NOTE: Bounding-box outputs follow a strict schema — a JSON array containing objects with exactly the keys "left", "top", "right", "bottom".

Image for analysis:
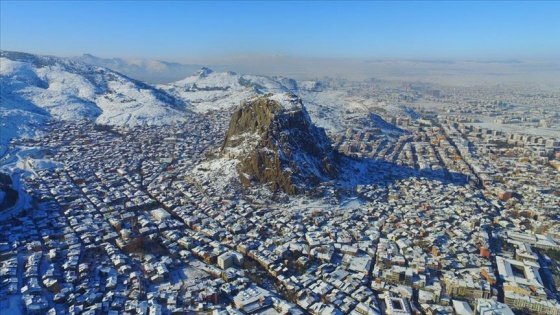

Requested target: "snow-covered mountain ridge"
[
  {"left": 1, "top": 51, "right": 191, "bottom": 143},
  {"left": 1, "top": 51, "right": 405, "bottom": 147},
  {"left": 69, "top": 53, "right": 204, "bottom": 84},
  {"left": 159, "top": 68, "right": 405, "bottom": 136},
  {"left": 158, "top": 67, "right": 309, "bottom": 113}
]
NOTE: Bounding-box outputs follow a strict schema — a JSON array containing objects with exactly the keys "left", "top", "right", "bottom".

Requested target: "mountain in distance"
[
  {"left": 160, "top": 67, "right": 406, "bottom": 136},
  {"left": 1, "top": 50, "right": 408, "bottom": 150},
  {"left": 158, "top": 67, "right": 308, "bottom": 113},
  {"left": 220, "top": 93, "right": 340, "bottom": 195},
  {"left": 0, "top": 51, "right": 191, "bottom": 143},
  {"left": 158, "top": 67, "right": 342, "bottom": 131},
  {"left": 70, "top": 53, "right": 205, "bottom": 84}
]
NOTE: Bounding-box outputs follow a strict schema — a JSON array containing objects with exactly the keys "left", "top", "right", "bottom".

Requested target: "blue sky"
[{"left": 1, "top": 1, "right": 559, "bottom": 60}]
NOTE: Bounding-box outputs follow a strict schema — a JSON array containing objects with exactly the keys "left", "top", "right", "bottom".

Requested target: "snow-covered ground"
[
  {"left": 69, "top": 53, "right": 204, "bottom": 84},
  {"left": 1, "top": 51, "right": 192, "bottom": 143},
  {"left": 192, "top": 158, "right": 240, "bottom": 195},
  {"left": 160, "top": 68, "right": 408, "bottom": 136},
  {"left": 0, "top": 145, "right": 60, "bottom": 219},
  {"left": 158, "top": 68, "right": 296, "bottom": 113}
]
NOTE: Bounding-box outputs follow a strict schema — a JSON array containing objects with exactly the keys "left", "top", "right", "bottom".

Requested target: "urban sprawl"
[{"left": 1, "top": 81, "right": 559, "bottom": 315}]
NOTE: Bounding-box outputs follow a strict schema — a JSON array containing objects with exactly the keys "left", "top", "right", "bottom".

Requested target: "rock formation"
[{"left": 222, "top": 93, "right": 339, "bottom": 194}]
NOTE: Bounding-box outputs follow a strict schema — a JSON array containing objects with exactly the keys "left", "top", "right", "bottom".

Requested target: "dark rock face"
[
  {"left": 0, "top": 173, "right": 18, "bottom": 211},
  {"left": 222, "top": 94, "right": 339, "bottom": 195}
]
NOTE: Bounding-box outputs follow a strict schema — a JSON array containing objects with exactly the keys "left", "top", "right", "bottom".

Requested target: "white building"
[
  {"left": 150, "top": 208, "right": 171, "bottom": 222},
  {"left": 217, "top": 252, "right": 234, "bottom": 269},
  {"left": 384, "top": 295, "right": 411, "bottom": 315}
]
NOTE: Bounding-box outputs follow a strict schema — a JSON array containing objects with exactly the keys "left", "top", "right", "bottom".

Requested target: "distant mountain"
[
  {"left": 160, "top": 68, "right": 400, "bottom": 135},
  {"left": 158, "top": 67, "right": 322, "bottom": 113},
  {"left": 221, "top": 93, "right": 340, "bottom": 195},
  {"left": 0, "top": 51, "right": 191, "bottom": 142},
  {"left": 70, "top": 54, "right": 204, "bottom": 84}
]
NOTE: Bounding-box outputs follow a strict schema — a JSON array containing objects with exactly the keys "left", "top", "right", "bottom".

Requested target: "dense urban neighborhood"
[{"left": 1, "top": 55, "right": 560, "bottom": 315}]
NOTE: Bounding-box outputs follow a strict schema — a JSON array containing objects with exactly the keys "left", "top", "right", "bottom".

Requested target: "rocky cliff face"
[{"left": 222, "top": 93, "right": 339, "bottom": 195}]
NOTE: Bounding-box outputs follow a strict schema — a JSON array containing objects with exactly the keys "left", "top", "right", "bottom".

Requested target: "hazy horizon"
[
  {"left": 8, "top": 50, "right": 557, "bottom": 86},
  {"left": 2, "top": 1, "right": 560, "bottom": 85}
]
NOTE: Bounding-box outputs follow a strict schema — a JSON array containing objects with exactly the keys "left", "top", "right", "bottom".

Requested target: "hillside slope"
[
  {"left": 70, "top": 53, "right": 203, "bottom": 84},
  {"left": 159, "top": 68, "right": 301, "bottom": 113},
  {"left": 0, "top": 51, "right": 190, "bottom": 142}
]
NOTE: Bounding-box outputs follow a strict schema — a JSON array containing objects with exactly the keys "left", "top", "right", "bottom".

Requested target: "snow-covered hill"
[
  {"left": 161, "top": 68, "right": 404, "bottom": 135},
  {"left": 70, "top": 53, "right": 203, "bottom": 84},
  {"left": 1, "top": 51, "right": 191, "bottom": 142},
  {"left": 159, "top": 67, "right": 303, "bottom": 113},
  {"left": 158, "top": 67, "right": 354, "bottom": 133}
]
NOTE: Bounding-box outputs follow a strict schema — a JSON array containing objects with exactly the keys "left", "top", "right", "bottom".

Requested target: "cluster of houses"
[{"left": 1, "top": 83, "right": 559, "bottom": 315}]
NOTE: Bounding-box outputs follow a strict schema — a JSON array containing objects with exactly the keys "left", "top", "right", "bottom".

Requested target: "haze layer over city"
[{"left": 1, "top": 2, "right": 559, "bottom": 315}]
